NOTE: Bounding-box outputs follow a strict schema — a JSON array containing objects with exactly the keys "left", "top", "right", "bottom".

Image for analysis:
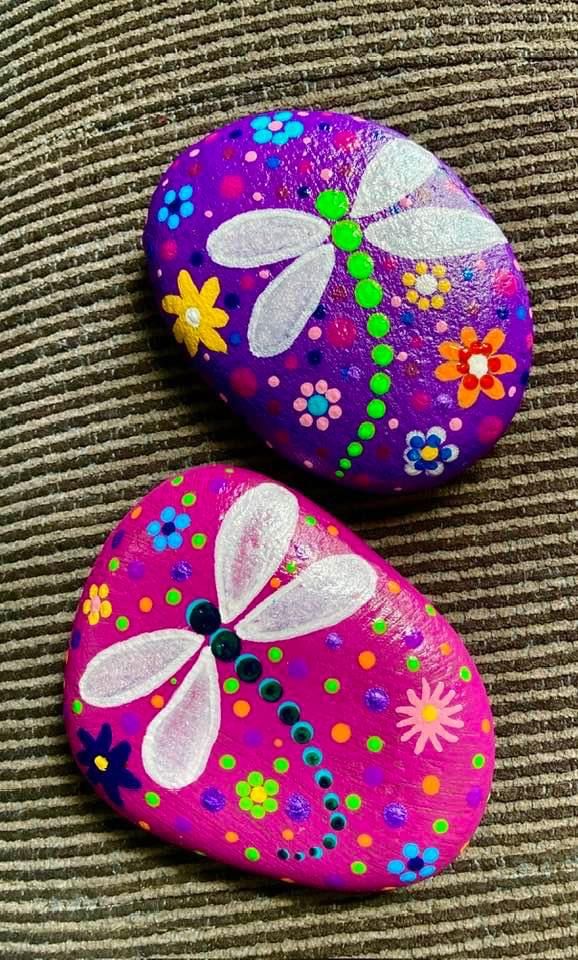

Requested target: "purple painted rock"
[
  {"left": 65, "top": 464, "right": 495, "bottom": 891},
  {"left": 143, "top": 109, "right": 532, "bottom": 493}
]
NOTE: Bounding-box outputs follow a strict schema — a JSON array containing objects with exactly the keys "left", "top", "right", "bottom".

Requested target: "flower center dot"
[
  {"left": 468, "top": 354, "right": 489, "bottom": 378},
  {"left": 94, "top": 755, "right": 109, "bottom": 771},
  {"left": 307, "top": 394, "right": 329, "bottom": 416},
  {"left": 185, "top": 307, "right": 201, "bottom": 328},
  {"left": 415, "top": 274, "right": 437, "bottom": 296},
  {"left": 250, "top": 785, "right": 267, "bottom": 803},
  {"left": 420, "top": 445, "right": 438, "bottom": 462},
  {"left": 422, "top": 704, "right": 438, "bottom": 722}
]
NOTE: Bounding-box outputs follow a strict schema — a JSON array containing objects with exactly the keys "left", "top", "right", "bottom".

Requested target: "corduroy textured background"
[{"left": 1, "top": 1, "right": 577, "bottom": 958}]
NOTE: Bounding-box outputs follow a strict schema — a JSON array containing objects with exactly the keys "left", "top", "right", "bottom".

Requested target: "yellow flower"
[
  {"left": 162, "top": 270, "right": 229, "bottom": 357},
  {"left": 402, "top": 262, "right": 451, "bottom": 311},
  {"left": 82, "top": 583, "right": 112, "bottom": 626}
]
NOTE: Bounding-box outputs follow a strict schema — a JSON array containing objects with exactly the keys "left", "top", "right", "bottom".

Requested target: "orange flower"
[{"left": 435, "top": 326, "right": 517, "bottom": 409}]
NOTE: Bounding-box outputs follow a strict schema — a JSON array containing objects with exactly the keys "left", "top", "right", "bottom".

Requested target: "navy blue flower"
[{"left": 76, "top": 724, "right": 141, "bottom": 807}]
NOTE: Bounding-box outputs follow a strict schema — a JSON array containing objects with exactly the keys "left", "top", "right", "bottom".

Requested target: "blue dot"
[
  {"left": 171, "top": 561, "right": 193, "bottom": 582},
  {"left": 157, "top": 207, "right": 168, "bottom": 223},
  {"left": 272, "top": 130, "right": 289, "bottom": 146},
  {"left": 71, "top": 629, "right": 81, "bottom": 650},
  {"left": 161, "top": 507, "right": 176, "bottom": 522},
  {"left": 179, "top": 201, "right": 194, "bottom": 218},
  {"left": 384, "top": 802, "right": 408, "bottom": 828},
  {"left": 201, "top": 787, "right": 226, "bottom": 813},
  {"left": 179, "top": 184, "right": 193, "bottom": 201},
  {"left": 497, "top": 307, "right": 509, "bottom": 320},
  {"left": 167, "top": 532, "right": 183, "bottom": 549},
  {"left": 409, "top": 436, "right": 425, "bottom": 449},
  {"left": 146, "top": 520, "right": 161, "bottom": 536},
  {"left": 253, "top": 128, "right": 273, "bottom": 144},
  {"left": 190, "top": 251, "right": 204, "bottom": 266},
  {"left": 229, "top": 332, "right": 242, "bottom": 346},
  {"left": 251, "top": 115, "right": 271, "bottom": 130},
  {"left": 228, "top": 128, "right": 242, "bottom": 139},
  {"left": 153, "top": 534, "right": 167, "bottom": 552},
  {"left": 307, "top": 394, "right": 329, "bottom": 417},
  {"left": 224, "top": 292, "right": 240, "bottom": 310},
  {"left": 364, "top": 687, "right": 389, "bottom": 711},
  {"left": 167, "top": 213, "right": 179, "bottom": 230},
  {"left": 516, "top": 305, "right": 527, "bottom": 320},
  {"left": 285, "top": 793, "right": 311, "bottom": 823},
  {"left": 285, "top": 120, "right": 304, "bottom": 138},
  {"left": 326, "top": 632, "right": 342, "bottom": 649},
  {"left": 174, "top": 513, "right": 191, "bottom": 530},
  {"left": 111, "top": 529, "right": 125, "bottom": 548},
  {"left": 463, "top": 267, "right": 474, "bottom": 281},
  {"left": 401, "top": 310, "right": 413, "bottom": 325},
  {"left": 274, "top": 110, "right": 293, "bottom": 122},
  {"left": 313, "top": 303, "right": 326, "bottom": 319},
  {"left": 164, "top": 190, "right": 176, "bottom": 204},
  {"left": 266, "top": 156, "right": 281, "bottom": 169},
  {"left": 307, "top": 349, "right": 322, "bottom": 365}
]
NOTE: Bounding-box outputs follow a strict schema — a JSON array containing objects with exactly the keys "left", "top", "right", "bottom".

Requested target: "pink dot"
[
  {"left": 240, "top": 274, "right": 255, "bottom": 290},
  {"left": 397, "top": 351, "right": 408, "bottom": 362},
  {"left": 162, "top": 178, "right": 169, "bottom": 186},
  {"left": 259, "top": 269, "right": 270, "bottom": 279},
  {"left": 160, "top": 239, "right": 177, "bottom": 260},
  {"left": 244, "top": 151, "right": 257, "bottom": 162},
  {"left": 435, "top": 320, "right": 448, "bottom": 334},
  {"left": 411, "top": 391, "right": 431, "bottom": 412},
  {"left": 320, "top": 168, "right": 333, "bottom": 181},
  {"left": 308, "top": 326, "right": 322, "bottom": 340},
  {"left": 400, "top": 197, "right": 413, "bottom": 208},
  {"left": 300, "top": 381, "right": 314, "bottom": 397},
  {"left": 268, "top": 120, "right": 283, "bottom": 132},
  {"left": 391, "top": 295, "right": 402, "bottom": 308},
  {"left": 253, "top": 192, "right": 264, "bottom": 202},
  {"left": 204, "top": 210, "right": 213, "bottom": 218},
  {"left": 156, "top": 268, "right": 162, "bottom": 278},
  {"left": 478, "top": 415, "right": 505, "bottom": 444},
  {"left": 388, "top": 418, "right": 399, "bottom": 429},
  {"left": 300, "top": 413, "right": 313, "bottom": 427},
  {"left": 327, "top": 316, "right": 356, "bottom": 348},
  {"left": 316, "top": 417, "right": 329, "bottom": 431},
  {"left": 298, "top": 159, "right": 313, "bottom": 174},
  {"left": 189, "top": 149, "right": 200, "bottom": 157},
  {"left": 284, "top": 354, "right": 298, "bottom": 371},
  {"left": 230, "top": 367, "right": 258, "bottom": 398},
  {"left": 449, "top": 417, "right": 463, "bottom": 431},
  {"left": 304, "top": 459, "right": 314, "bottom": 468},
  {"left": 219, "top": 174, "right": 245, "bottom": 199},
  {"left": 508, "top": 386, "right": 517, "bottom": 397},
  {"left": 268, "top": 376, "right": 280, "bottom": 388},
  {"left": 203, "top": 352, "right": 210, "bottom": 361}
]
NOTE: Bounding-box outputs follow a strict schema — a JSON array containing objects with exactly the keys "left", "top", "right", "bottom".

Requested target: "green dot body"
[
  {"left": 367, "top": 312, "right": 390, "bottom": 337},
  {"left": 331, "top": 220, "right": 363, "bottom": 251},
  {"left": 315, "top": 189, "right": 349, "bottom": 220},
  {"left": 347, "top": 252, "right": 373, "bottom": 279},
  {"left": 371, "top": 344, "right": 394, "bottom": 367},
  {"left": 367, "top": 398, "right": 386, "bottom": 419},
  {"left": 355, "top": 279, "right": 383, "bottom": 308},
  {"left": 369, "top": 372, "right": 391, "bottom": 396}
]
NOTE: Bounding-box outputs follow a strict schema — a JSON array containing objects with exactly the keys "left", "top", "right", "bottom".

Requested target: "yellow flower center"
[
  {"left": 94, "top": 755, "right": 109, "bottom": 771},
  {"left": 415, "top": 273, "right": 438, "bottom": 296},
  {"left": 468, "top": 354, "right": 489, "bottom": 378},
  {"left": 421, "top": 704, "right": 438, "bottom": 723},
  {"left": 420, "top": 445, "right": 438, "bottom": 462},
  {"left": 185, "top": 306, "right": 202, "bottom": 329},
  {"left": 250, "top": 785, "right": 267, "bottom": 804}
]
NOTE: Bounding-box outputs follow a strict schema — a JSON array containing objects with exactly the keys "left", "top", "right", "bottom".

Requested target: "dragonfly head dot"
[{"left": 186, "top": 599, "right": 221, "bottom": 636}]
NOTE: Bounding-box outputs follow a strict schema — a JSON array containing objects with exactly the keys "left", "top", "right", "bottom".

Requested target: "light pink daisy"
[
  {"left": 293, "top": 380, "right": 342, "bottom": 430},
  {"left": 395, "top": 677, "right": 464, "bottom": 755}
]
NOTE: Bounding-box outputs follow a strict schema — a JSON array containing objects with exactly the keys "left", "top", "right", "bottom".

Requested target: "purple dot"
[
  {"left": 326, "top": 632, "right": 342, "bottom": 649},
  {"left": 384, "top": 802, "right": 408, "bottom": 828},
  {"left": 128, "top": 560, "right": 145, "bottom": 580},
  {"left": 466, "top": 786, "right": 483, "bottom": 808},
  {"left": 404, "top": 630, "right": 424, "bottom": 650},
  {"left": 288, "top": 658, "right": 308, "bottom": 680},
  {"left": 285, "top": 793, "right": 311, "bottom": 823},
  {"left": 111, "top": 529, "right": 125, "bottom": 549},
  {"left": 120, "top": 713, "right": 140, "bottom": 735},
  {"left": 209, "top": 477, "right": 227, "bottom": 494},
  {"left": 175, "top": 815, "right": 192, "bottom": 833},
  {"left": 70, "top": 629, "right": 81, "bottom": 650},
  {"left": 325, "top": 873, "right": 345, "bottom": 888},
  {"left": 244, "top": 729, "right": 263, "bottom": 748},
  {"left": 172, "top": 560, "right": 193, "bottom": 582},
  {"left": 364, "top": 686, "right": 389, "bottom": 711},
  {"left": 201, "top": 787, "right": 226, "bottom": 813},
  {"left": 363, "top": 766, "right": 384, "bottom": 787}
]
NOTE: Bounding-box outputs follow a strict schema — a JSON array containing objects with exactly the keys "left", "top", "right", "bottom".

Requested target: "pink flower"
[
  {"left": 293, "top": 380, "right": 342, "bottom": 431},
  {"left": 395, "top": 677, "right": 464, "bottom": 755}
]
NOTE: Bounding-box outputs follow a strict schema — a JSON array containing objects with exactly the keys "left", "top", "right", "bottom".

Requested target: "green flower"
[{"left": 235, "top": 771, "right": 279, "bottom": 819}]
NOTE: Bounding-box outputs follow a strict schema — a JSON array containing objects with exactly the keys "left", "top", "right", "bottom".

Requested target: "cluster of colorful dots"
[{"left": 312, "top": 190, "right": 394, "bottom": 480}]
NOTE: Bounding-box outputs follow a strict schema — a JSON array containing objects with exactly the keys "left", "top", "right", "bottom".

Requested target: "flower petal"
[
  {"left": 492, "top": 353, "right": 517, "bottom": 374},
  {"left": 200, "top": 276, "right": 220, "bottom": 305},
  {"left": 142, "top": 647, "right": 220, "bottom": 789},
  {"left": 458, "top": 380, "right": 480, "bottom": 409},
  {"left": 438, "top": 340, "right": 461, "bottom": 361},
  {"left": 79, "top": 629, "right": 203, "bottom": 707},
  {"left": 235, "top": 554, "right": 377, "bottom": 642},
  {"left": 460, "top": 326, "right": 478, "bottom": 348},
  {"left": 207, "top": 209, "right": 330, "bottom": 267},
  {"left": 483, "top": 327, "right": 506, "bottom": 353},
  {"left": 365, "top": 208, "right": 507, "bottom": 258},
  {"left": 215, "top": 483, "right": 299, "bottom": 624},
  {"left": 351, "top": 138, "right": 438, "bottom": 218},
  {"left": 177, "top": 269, "right": 198, "bottom": 301},
  {"left": 248, "top": 245, "right": 335, "bottom": 358},
  {"left": 199, "top": 326, "right": 228, "bottom": 354},
  {"left": 435, "top": 361, "right": 461, "bottom": 382},
  {"left": 481, "top": 375, "right": 506, "bottom": 401}
]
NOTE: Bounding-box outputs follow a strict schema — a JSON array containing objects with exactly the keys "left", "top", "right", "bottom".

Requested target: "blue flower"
[
  {"left": 146, "top": 506, "right": 191, "bottom": 551},
  {"left": 250, "top": 110, "right": 304, "bottom": 146},
  {"left": 404, "top": 426, "right": 459, "bottom": 477},
  {"left": 157, "top": 184, "right": 195, "bottom": 229},
  {"left": 387, "top": 843, "right": 440, "bottom": 883},
  {"left": 76, "top": 724, "right": 141, "bottom": 807}
]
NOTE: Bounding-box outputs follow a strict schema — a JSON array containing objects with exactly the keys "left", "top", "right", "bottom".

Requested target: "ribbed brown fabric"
[{"left": 1, "top": 1, "right": 577, "bottom": 957}]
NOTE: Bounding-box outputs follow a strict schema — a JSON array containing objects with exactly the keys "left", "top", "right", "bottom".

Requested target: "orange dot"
[
  {"left": 139, "top": 596, "right": 153, "bottom": 613},
  {"left": 131, "top": 505, "right": 142, "bottom": 519},
  {"left": 357, "top": 833, "right": 373, "bottom": 848},
  {"left": 331, "top": 722, "right": 351, "bottom": 743},
  {"left": 439, "top": 642, "right": 452, "bottom": 656},
  {"left": 233, "top": 699, "right": 251, "bottom": 718},
  {"left": 327, "top": 525, "right": 339, "bottom": 537},
  {"left": 282, "top": 828, "right": 294, "bottom": 841},
  {"left": 358, "top": 650, "right": 376, "bottom": 670},
  {"left": 150, "top": 694, "right": 164, "bottom": 709},
  {"left": 387, "top": 580, "right": 401, "bottom": 594},
  {"left": 138, "top": 820, "right": 150, "bottom": 831},
  {"left": 270, "top": 576, "right": 282, "bottom": 589},
  {"left": 422, "top": 775, "right": 441, "bottom": 796},
  {"left": 481, "top": 718, "right": 491, "bottom": 733},
  {"left": 225, "top": 831, "right": 239, "bottom": 843},
  {"left": 273, "top": 738, "right": 283, "bottom": 747}
]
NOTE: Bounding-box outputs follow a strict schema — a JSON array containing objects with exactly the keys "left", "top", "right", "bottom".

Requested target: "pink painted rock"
[
  {"left": 143, "top": 108, "right": 533, "bottom": 493},
  {"left": 64, "top": 465, "right": 495, "bottom": 891}
]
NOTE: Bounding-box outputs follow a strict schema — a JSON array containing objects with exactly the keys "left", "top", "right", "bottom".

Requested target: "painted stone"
[
  {"left": 143, "top": 109, "right": 532, "bottom": 493},
  {"left": 64, "top": 464, "right": 495, "bottom": 891}
]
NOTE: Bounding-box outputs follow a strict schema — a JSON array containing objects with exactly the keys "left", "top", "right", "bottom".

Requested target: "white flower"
[{"left": 403, "top": 426, "right": 459, "bottom": 477}]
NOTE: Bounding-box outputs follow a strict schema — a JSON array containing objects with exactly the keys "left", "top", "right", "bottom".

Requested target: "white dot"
[
  {"left": 268, "top": 376, "right": 280, "bottom": 388},
  {"left": 304, "top": 460, "right": 313, "bottom": 469},
  {"left": 245, "top": 151, "right": 257, "bottom": 162},
  {"left": 508, "top": 386, "right": 517, "bottom": 397},
  {"left": 189, "top": 148, "right": 200, "bottom": 157},
  {"left": 204, "top": 210, "right": 213, "bottom": 218},
  {"left": 253, "top": 192, "right": 264, "bottom": 202}
]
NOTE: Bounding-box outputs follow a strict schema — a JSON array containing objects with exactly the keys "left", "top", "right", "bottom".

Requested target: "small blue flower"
[
  {"left": 404, "top": 426, "right": 459, "bottom": 477},
  {"left": 146, "top": 506, "right": 191, "bottom": 551},
  {"left": 76, "top": 724, "right": 141, "bottom": 807},
  {"left": 387, "top": 843, "right": 440, "bottom": 883},
  {"left": 157, "top": 184, "right": 195, "bottom": 230},
  {"left": 250, "top": 110, "right": 305, "bottom": 146}
]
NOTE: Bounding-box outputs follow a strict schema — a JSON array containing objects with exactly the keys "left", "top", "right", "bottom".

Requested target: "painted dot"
[
  {"left": 433, "top": 818, "right": 449, "bottom": 834},
  {"left": 372, "top": 618, "right": 387, "bottom": 635},
  {"left": 425, "top": 603, "right": 437, "bottom": 616},
  {"left": 440, "top": 641, "right": 452, "bottom": 656},
  {"left": 355, "top": 278, "right": 383, "bottom": 307},
  {"left": 467, "top": 786, "right": 483, "bottom": 808},
  {"left": 230, "top": 367, "right": 258, "bottom": 398},
  {"left": 268, "top": 646, "right": 283, "bottom": 663},
  {"left": 220, "top": 174, "right": 245, "bottom": 199},
  {"left": 324, "top": 678, "right": 341, "bottom": 694},
  {"left": 363, "top": 765, "right": 384, "bottom": 786},
  {"left": 181, "top": 492, "right": 197, "bottom": 506},
  {"left": 347, "top": 441, "right": 363, "bottom": 458},
  {"left": 127, "top": 560, "right": 144, "bottom": 579},
  {"left": 304, "top": 515, "right": 317, "bottom": 526},
  {"left": 384, "top": 802, "right": 408, "bottom": 828},
  {"left": 170, "top": 475, "right": 184, "bottom": 486},
  {"left": 145, "top": 791, "right": 160, "bottom": 808},
  {"left": 327, "top": 524, "right": 339, "bottom": 536},
  {"left": 130, "top": 506, "right": 142, "bottom": 519},
  {"left": 404, "top": 630, "right": 423, "bottom": 649},
  {"left": 351, "top": 860, "right": 367, "bottom": 875},
  {"left": 422, "top": 775, "right": 441, "bottom": 796},
  {"left": 282, "top": 828, "right": 294, "bottom": 841},
  {"left": 165, "top": 589, "right": 182, "bottom": 606},
  {"left": 245, "top": 150, "right": 257, "bottom": 162},
  {"left": 201, "top": 787, "right": 226, "bottom": 813},
  {"left": 116, "top": 616, "right": 129, "bottom": 632},
  {"left": 315, "top": 189, "right": 349, "bottom": 220},
  {"left": 332, "top": 220, "right": 363, "bottom": 252},
  {"left": 388, "top": 417, "right": 399, "bottom": 429},
  {"left": 358, "top": 421, "right": 376, "bottom": 441},
  {"left": 274, "top": 757, "right": 290, "bottom": 773},
  {"left": 367, "top": 398, "right": 386, "bottom": 419},
  {"left": 331, "top": 722, "right": 351, "bottom": 743},
  {"left": 460, "top": 666, "right": 472, "bottom": 682},
  {"left": 367, "top": 736, "right": 383, "bottom": 753},
  {"left": 371, "top": 344, "right": 394, "bottom": 367},
  {"left": 449, "top": 417, "right": 463, "bottom": 431},
  {"left": 345, "top": 794, "right": 362, "bottom": 811},
  {"left": 71, "top": 699, "right": 83, "bottom": 715},
  {"left": 219, "top": 754, "right": 236, "bottom": 770},
  {"left": 139, "top": 596, "right": 153, "bottom": 613},
  {"left": 347, "top": 251, "right": 374, "bottom": 279},
  {"left": 478, "top": 415, "right": 505, "bottom": 444},
  {"left": 138, "top": 820, "right": 150, "bottom": 831},
  {"left": 482, "top": 718, "right": 492, "bottom": 734},
  {"left": 358, "top": 650, "right": 376, "bottom": 670},
  {"left": 223, "top": 677, "right": 240, "bottom": 694},
  {"left": 225, "top": 831, "right": 239, "bottom": 843},
  {"left": 108, "top": 557, "right": 120, "bottom": 572},
  {"left": 191, "top": 533, "right": 207, "bottom": 549},
  {"left": 369, "top": 372, "right": 391, "bottom": 395},
  {"left": 364, "top": 687, "right": 389, "bottom": 712},
  {"left": 472, "top": 753, "right": 486, "bottom": 769},
  {"left": 357, "top": 833, "right": 373, "bottom": 848},
  {"left": 150, "top": 694, "right": 164, "bottom": 709},
  {"left": 308, "top": 325, "right": 322, "bottom": 340},
  {"left": 366, "top": 312, "right": 390, "bottom": 338},
  {"left": 285, "top": 793, "right": 312, "bottom": 823},
  {"left": 233, "top": 700, "right": 251, "bottom": 718},
  {"left": 406, "top": 656, "right": 421, "bottom": 672},
  {"left": 244, "top": 846, "right": 260, "bottom": 862},
  {"left": 327, "top": 316, "right": 356, "bottom": 348}
]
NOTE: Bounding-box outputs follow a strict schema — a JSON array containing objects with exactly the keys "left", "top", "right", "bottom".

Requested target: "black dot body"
[
  {"left": 210, "top": 628, "right": 240, "bottom": 661},
  {"left": 187, "top": 599, "right": 221, "bottom": 635}
]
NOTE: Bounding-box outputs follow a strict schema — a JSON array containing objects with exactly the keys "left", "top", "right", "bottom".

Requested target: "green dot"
[
  {"left": 108, "top": 557, "right": 120, "bottom": 572},
  {"left": 339, "top": 458, "right": 352, "bottom": 470},
  {"left": 191, "top": 533, "right": 207, "bottom": 549},
  {"left": 357, "top": 421, "right": 376, "bottom": 441},
  {"left": 71, "top": 699, "right": 83, "bottom": 715},
  {"left": 169, "top": 677, "right": 177, "bottom": 685},
  {"left": 247, "top": 771, "right": 263, "bottom": 787},
  {"left": 251, "top": 806, "right": 265, "bottom": 820},
  {"left": 406, "top": 655, "right": 421, "bottom": 672},
  {"left": 274, "top": 757, "right": 290, "bottom": 773},
  {"left": 347, "top": 441, "right": 363, "bottom": 458},
  {"left": 165, "top": 588, "right": 182, "bottom": 606},
  {"left": 219, "top": 754, "right": 236, "bottom": 770},
  {"left": 239, "top": 795, "right": 252, "bottom": 810},
  {"left": 425, "top": 603, "right": 437, "bottom": 616},
  {"left": 351, "top": 860, "right": 367, "bottom": 875},
  {"left": 372, "top": 618, "right": 387, "bottom": 635},
  {"left": 335, "top": 470, "right": 345, "bottom": 478},
  {"left": 367, "top": 398, "right": 387, "bottom": 420},
  {"left": 170, "top": 475, "right": 184, "bottom": 486},
  {"left": 345, "top": 793, "right": 362, "bottom": 811},
  {"left": 433, "top": 818, "right": 449, "bottom": 834},
  {"left": 181, "top": 492, "right": 197, "bottom": 506},
  {"left": 315, "top": 189, "right": 349, "bottom": 220},
  {"left": 285, "top": 561, "right": 297, "bottom": 574},
  {"left": 268, "top": 647, "right": 283, "bottom": 663},
  {"left": 324, "top": 678, "right": 341, "bottom": 694},
  {"left": 369, "top": 372, "right": 391, "bottom": 396},
  {"left": 366, "top": 312, "right": 390, "bottom": 338},
  {"left": 460, "top": 666, "right": 472, "bottom": 682},
  {"left": 367, "top": 736, "right": 383, "bottom": 753},
  {"left": 223, "top": 678, "right": 240, "bottom": 694},
  {"left": 347, "top": 251, "right": 374, "bottom": 279},
  {"left": 371, "top": 344, "right": 394, "bottom": 367},
  {"left": 145, "top": 791, "right": 160, "bottom": 808},
  {"left": 472, "top": 753, "right": 486, "bottom": 769},
  {"left": 305, "top": 515, "right": 317, "bottom": 526},
  {"left": 116, "top": 616, "right": 129, "bottom": 632},
  {"left": 244, "top": 846, "right": 261, "bottom": 862},
  {"left": 355, "top": 278, "right": 383, "bottom": 308},
  {"left": 331, "top": 220, "right": 363, "bottom": 252}
]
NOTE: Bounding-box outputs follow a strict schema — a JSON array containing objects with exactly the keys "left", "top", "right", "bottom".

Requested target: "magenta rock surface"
[
  {"left": 144, "top": 109, "right": 532, "bottom": 493},
  {"left": 65, "top": 465, "right": 495, "bottom": 891}
]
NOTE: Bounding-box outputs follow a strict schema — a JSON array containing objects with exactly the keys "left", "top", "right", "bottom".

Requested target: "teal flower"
[{"left": 251, "top": 110, "right": 304, "bottom": 146}]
